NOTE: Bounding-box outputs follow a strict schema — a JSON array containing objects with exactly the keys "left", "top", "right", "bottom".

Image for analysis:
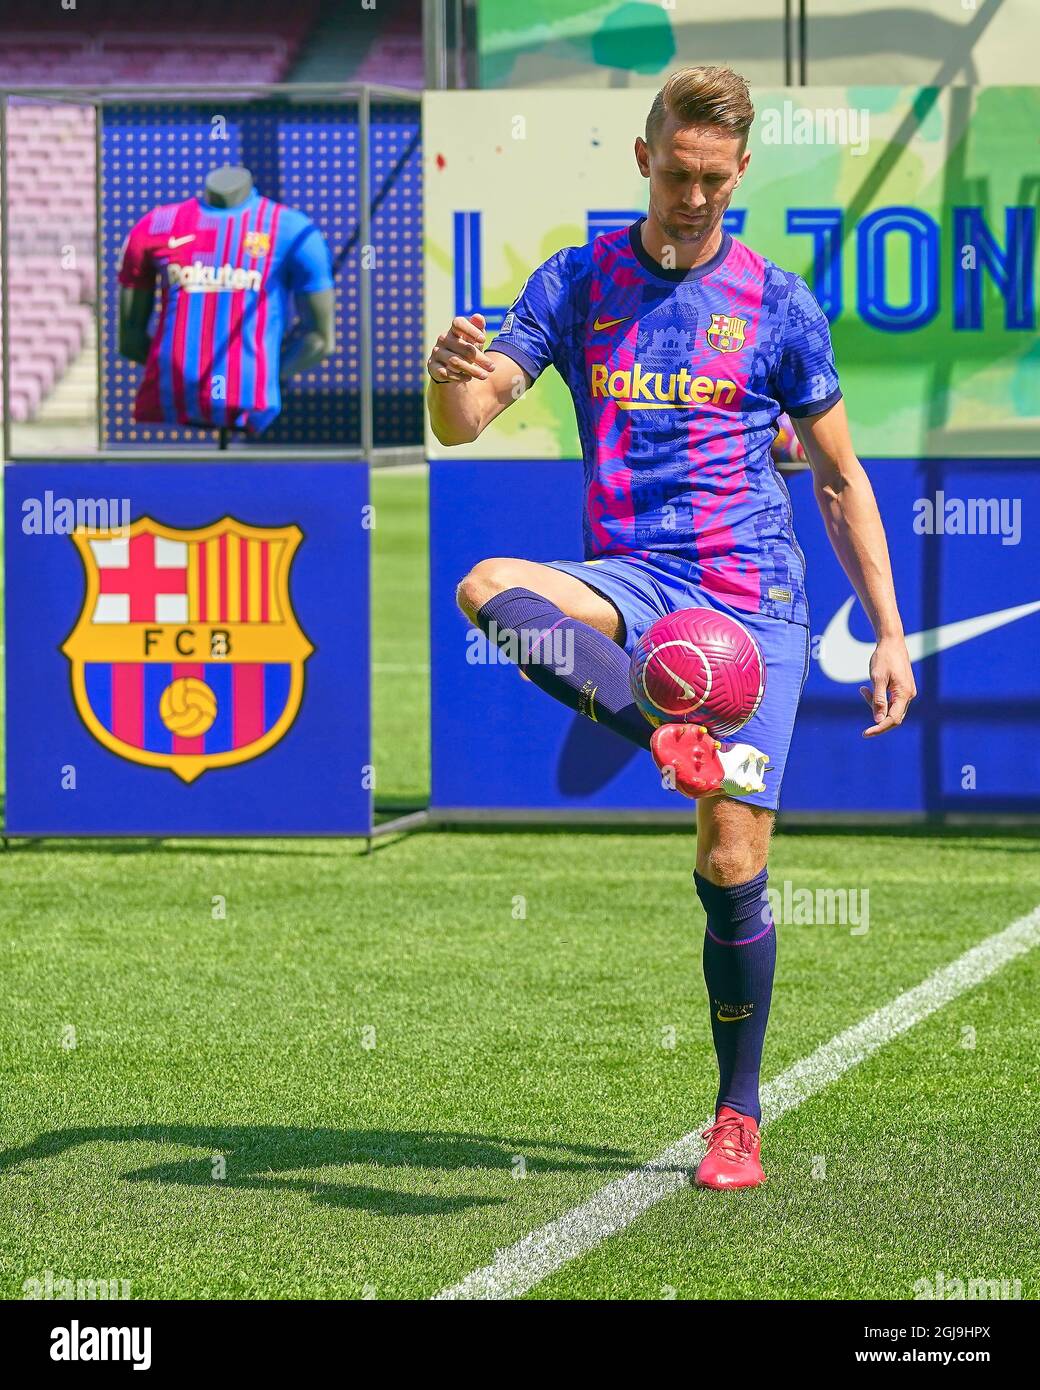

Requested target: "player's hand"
[
  {"left": 859, "top": 636, "right": 916, "bottom": 737},
  {"left": 427, "top": 313, "right": 495, "bottom": 384}
]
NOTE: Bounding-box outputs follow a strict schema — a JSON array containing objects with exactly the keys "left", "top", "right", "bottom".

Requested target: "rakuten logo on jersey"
[
  {"left": 590, "top": 363, "right": 738, "bottom": 410},
  {"left": 166, "top": 261, "right": 262, "bottom": 293}
]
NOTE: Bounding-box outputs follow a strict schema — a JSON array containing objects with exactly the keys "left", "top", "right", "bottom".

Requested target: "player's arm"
[
  {"left": 794, "top": 399, "right": 917, "bottom": 737},
  {"left": 426, "top": 312, "right": 530, "bottom": 445}
]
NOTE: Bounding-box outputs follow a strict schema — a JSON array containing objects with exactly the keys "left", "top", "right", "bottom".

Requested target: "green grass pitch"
[{"left": 0, "top": 471, "right": 1037, "bottom": 1300}]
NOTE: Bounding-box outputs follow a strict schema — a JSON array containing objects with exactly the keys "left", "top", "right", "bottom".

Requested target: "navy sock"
[
  {"left": 695, "top": 867, "right": 775, "bottom": 1124},
  {"left": 474, "top": 586, "right": 652, "bottom": 748}
]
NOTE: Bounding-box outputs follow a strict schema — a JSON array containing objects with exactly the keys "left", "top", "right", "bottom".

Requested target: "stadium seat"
[
  {"left": 4, "top": 101, "right": 96, "bottom": 423},
  {"left": 0, "top": 2, "right": 319, "bottom": 85}
]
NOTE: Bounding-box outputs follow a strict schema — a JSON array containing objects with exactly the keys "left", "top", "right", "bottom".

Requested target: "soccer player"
[{"left": 426, "top": 67, "right": 916, "bottom": 1189}]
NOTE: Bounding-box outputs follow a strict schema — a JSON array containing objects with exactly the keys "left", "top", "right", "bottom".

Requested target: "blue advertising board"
[
  {"left": 430, "top": 457, "right": 1040, "bottom": 816},
  {"left": 4, "top": 462, "right": 371, "bottom": 835}
]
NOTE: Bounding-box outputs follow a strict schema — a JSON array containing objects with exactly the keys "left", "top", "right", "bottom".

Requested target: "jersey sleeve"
[
  {"left": 771, "top": 275, "right": 842, "bottom": 417},
  {"left": 287, "top": 223, "right": 334, "bottom": 295},
  {"left": 117, "top": 217, "right": 156, "bottom": 290},
  {"left": 489, "top": 249, "right": 572, "bottom": 383}
]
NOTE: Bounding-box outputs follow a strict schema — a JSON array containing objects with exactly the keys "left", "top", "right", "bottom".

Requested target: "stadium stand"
[
  {"left": 0, "top": 0, "right": 422, "bottom": 433},
  {"left": 0, "top": 2, "right": 320, "bottom": 86},
  {"left": 353, "top": 6, "right": 423, "bottom": 88},
  {"left": 289, "top": 0, "right": 422, "bottom": 87},
  {"left": 4, "top": 103, "right": 96, "bottom": 425}
]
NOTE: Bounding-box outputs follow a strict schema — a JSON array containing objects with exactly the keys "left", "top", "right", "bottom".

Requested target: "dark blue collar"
[{"left": 629, "top": 218, "right": 732, "bottom": 282}]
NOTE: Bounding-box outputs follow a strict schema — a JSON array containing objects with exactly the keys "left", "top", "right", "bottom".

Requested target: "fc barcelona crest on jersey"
[
  {"left": 62, "top": 518, "right": 313, "bottom": 782},
  {"left": 242, "top": 229, "right": 271, "bottom": 258},
  {"left": 706, "top": 314, "right": 747, "bottom": 353}
]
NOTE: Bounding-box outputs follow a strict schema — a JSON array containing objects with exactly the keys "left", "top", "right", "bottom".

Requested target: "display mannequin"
[{"left": 117, "top": 165, "right": 336, "bottom": 436}]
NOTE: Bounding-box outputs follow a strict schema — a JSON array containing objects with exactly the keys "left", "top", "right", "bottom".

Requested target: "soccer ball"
[
  {"left": 771, "top": 412, "right": 808, "bottom": 471},
  {"left": 767, "top": 408, "right": 806, "bottom": 464},
  {"left": 629, "top": 607, "right": 766, "bottom": 739}
]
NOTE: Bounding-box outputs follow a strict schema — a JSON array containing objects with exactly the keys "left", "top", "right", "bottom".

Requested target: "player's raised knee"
[
  {"left": 456, "top": 557, "right": 525, "bottom": 620},
  {"left": 702, "top": 838, "right": 766, "bottom": 887}
]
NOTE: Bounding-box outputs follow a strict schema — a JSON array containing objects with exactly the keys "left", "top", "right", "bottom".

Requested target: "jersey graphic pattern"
[
  {"left": 490, "top": 222, "right": 842, "bottom": 625},
  {"left": 118, "top": 191, "right": 333, "bottom": 434}
]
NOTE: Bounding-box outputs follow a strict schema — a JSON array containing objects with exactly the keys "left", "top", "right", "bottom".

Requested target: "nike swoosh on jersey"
[
  {"left": 819, "top": 596, "right": 1040, "bottom": 684},
  {"left": 592, "top": 315, "right": 631, "bottom": 332},
  {"left": 168, "top": 234, "right": 195, "bottom": 248}
]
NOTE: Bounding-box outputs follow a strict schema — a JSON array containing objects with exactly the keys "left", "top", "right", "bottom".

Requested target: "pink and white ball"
[{"left": 629, "top": 607, "right": 766, "bottom": 740}]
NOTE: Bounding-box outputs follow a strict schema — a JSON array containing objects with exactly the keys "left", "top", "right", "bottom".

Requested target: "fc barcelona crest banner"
[
  {"left": 62, "top": 519, "right": 312, "bottom": 783},
  {"left": 4, "top": 463, "right": 371, "bottom": 836}
]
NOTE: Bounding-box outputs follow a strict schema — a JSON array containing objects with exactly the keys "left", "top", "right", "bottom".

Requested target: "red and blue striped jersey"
[
  {"left": 118, "top": 190, "right": 333, "bottom": 433},
  {"left": 490, "top": 221, "right": 842, "bottom": 626}
]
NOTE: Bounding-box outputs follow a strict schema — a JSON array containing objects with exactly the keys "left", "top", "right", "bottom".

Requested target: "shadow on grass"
[{"left": 0, "top": 1124, "right": 641, "bottom": 1216}]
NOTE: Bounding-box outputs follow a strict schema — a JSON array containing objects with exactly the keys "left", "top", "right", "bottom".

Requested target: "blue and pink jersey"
[
  {"left": 490, "top": 221, "right": 841, "bottom": 626},
  {"left": 118, "top": 190, "right": 333, "bottom": 433}
]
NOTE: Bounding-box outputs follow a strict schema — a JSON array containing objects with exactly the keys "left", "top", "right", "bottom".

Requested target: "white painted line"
[{"left": 433, "top": 904, "right": 1040, "bottom": 1301}]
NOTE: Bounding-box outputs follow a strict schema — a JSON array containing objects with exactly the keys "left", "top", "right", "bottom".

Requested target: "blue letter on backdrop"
[{"left": 858, "top": 207, "right": 939, "bottom": 332}]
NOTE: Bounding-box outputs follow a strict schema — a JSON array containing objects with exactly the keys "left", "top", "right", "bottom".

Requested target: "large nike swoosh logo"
[
  {"left": 168, "top": 234, "right": 195, "bottom": 248},
  {"left": 819, "top": 596, "right": 1040, "bottom": 684},
  {"left": 592, "top": 315, "right": 631, "bottom": 332}
]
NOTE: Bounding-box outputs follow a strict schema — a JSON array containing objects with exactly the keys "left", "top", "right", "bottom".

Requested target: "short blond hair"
[{"left": 645, "top": 66, "right": 755, "bottom": 149}]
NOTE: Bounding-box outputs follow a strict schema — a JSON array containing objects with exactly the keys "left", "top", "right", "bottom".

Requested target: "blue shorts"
[{"left": 545, "top": 553, "right": 811, "bottom": 812}]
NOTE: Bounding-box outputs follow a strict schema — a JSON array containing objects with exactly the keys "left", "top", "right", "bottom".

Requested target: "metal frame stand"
[{"left": 0, "top": 81, "right": 422, "bottom": 467}]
